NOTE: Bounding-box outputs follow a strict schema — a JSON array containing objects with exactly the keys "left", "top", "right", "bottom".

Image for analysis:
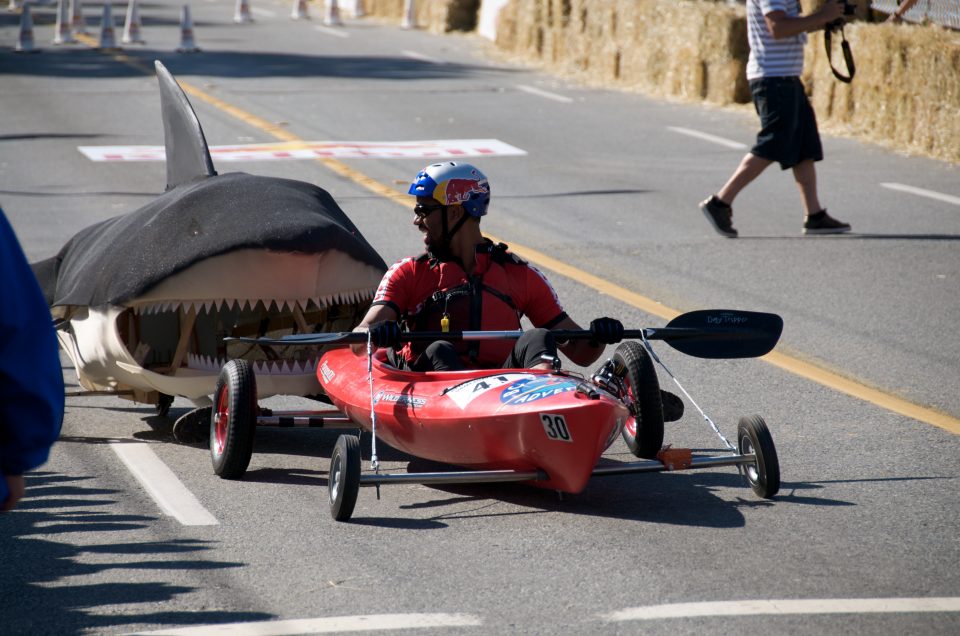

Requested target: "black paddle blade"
[{"left": 645, "top": 309, "right": 783, "bottom": 359}]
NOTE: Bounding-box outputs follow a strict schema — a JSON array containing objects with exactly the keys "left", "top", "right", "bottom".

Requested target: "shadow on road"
[{"left": 0, "top": 471, "right": 273, "bottom": 635}]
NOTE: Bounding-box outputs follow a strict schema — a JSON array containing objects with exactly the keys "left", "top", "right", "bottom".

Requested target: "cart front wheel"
[
  {"left": 614, "top": 341, "right": 665, "bottom": 458},
  {"left": 738, "top": 415, "right": 780, "bottom": 498},
  {"left": 210, "top": 360, "right": 257, "bottom": 479},
  {"left": 329, "top": 434, "right": 361, "bottom": 522}
]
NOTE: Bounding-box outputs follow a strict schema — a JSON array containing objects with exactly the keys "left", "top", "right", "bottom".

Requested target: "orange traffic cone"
[
  {"left": 121, "top": 0, "right": 144, "bottom": 44},
  {"left": 177, "top": 4, "right": 199, "bottom": 52},
  {"left": 97, "top": 0, "right": 119, "bottom": 50},
  {"left": 70, "top": 0, "right": 87, "bottom": 34},
  {"left": 400, "top": 0, "right": 415, "bottom": 29},
  {"left": 53, "top": 0, "right": 75, "bottom": 44},
  {"left": 322, "top": 0, "right": 342, "bottom": 26},
  {"left": 15, "top": 2, "right": 38, "bottom": 53},
  {"left": 290, "top": 0, "right": 308, "bottom": 20},
  {"left": 233, "top": 0, "right": 252, "bottom": 23}
]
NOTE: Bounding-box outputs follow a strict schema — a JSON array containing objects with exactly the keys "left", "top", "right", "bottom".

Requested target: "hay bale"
[
  {"left": 360, "top": 0, "right": 478, "bottom": 32},
  {"left": 806, "top": 22, "right": 960, "bottom": 162}
]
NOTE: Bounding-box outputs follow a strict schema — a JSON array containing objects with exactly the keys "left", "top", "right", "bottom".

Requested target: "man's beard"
[{"left": 426, "top": 235, "right": 454, "bottom": 262}]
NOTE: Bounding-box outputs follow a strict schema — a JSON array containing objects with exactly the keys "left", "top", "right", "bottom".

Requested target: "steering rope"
[
  {"left": 367, "top": 331, "right": 380, "bottom": 474},
  {"left": 640, "top": 334, "right": 736, "bottom": 452}
]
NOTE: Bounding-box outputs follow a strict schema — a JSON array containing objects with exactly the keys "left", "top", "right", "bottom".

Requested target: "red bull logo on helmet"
[{"left": 438, "top": 177, "right": 490, "bottom": 206}]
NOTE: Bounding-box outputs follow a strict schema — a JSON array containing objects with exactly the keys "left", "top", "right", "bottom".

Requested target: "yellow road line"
[{"left": 74, "top": 45, "right": 960, "bottom": 435}]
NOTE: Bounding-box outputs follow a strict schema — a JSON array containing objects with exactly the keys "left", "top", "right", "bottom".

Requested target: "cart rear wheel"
[
  {"left": 210, "top": 360, "right": 257, "bottom": 479},
  {"left": 329, "top": 434, "right": 361, "bottom": 521},
  {"left": 614, "top": 341, "right": 665, "bottom": 458},
  {"left": 738, "top": 415, "right": 780, "bottom": 498}
]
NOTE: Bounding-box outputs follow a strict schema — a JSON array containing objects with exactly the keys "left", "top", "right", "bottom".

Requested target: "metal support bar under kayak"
[
  {"left": 591, "top": 454, "right": 757, "bottom": 476},
  {"left": 359, "top": 469, "right": 549, "bottom": 487}
]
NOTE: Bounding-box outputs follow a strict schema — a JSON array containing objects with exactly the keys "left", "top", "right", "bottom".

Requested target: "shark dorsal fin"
[{"left": 155, "top": 60, "right": 217, "bottom": 191}]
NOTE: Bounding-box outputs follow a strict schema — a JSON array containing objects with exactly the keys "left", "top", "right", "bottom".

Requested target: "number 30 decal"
[{"left": 540, "top": 413, "right": 572, "bottom": 442}]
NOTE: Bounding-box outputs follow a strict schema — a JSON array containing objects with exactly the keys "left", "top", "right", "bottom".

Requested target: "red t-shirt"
[{"left": 372, "top": 241, "right": 567, "bottom": 367}]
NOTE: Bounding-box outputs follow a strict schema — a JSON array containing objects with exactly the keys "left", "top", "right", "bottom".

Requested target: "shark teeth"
[
  {"left": 186, "top": 353, "right": 317, "bottom": 375},
  {"left": 131, "top": 288, "right": 376, "bottom": 315}
]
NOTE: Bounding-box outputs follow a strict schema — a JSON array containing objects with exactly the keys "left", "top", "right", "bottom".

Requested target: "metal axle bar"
[
  {"left": 591, "top": 454, "right": 756, "bottom": 477},
  {"left": 256, "top": 412, "right": 353, "bottom": 428},
  {"left": 359, "top": 469, "right": 548, "bottom": 487}
]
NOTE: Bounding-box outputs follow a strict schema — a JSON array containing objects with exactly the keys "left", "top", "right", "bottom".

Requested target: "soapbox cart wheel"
[
  {"left": 738, "top": 415, "right": 780, "bottom": 498},
  {"left": 614, "top": 341, "right": 665, "bottom": 459},
  {"left": 210, "top": 359, "right": 257, "bottom": 479},
  {"left": 329, "top": 434, "right": 361, "bottom": 522}
]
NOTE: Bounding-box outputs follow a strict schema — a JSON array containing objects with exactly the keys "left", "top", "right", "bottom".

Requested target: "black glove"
[
  {"left": 368, "top": 320, "right": 402, "bottom": 349},
  {"left": 589, "top": 317, "right": 624, "bottom": 345}
]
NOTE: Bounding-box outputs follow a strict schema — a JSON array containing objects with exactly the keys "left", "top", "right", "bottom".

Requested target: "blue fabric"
[{"left": 0, "top": 208, "right": 64, "bottom": 505}]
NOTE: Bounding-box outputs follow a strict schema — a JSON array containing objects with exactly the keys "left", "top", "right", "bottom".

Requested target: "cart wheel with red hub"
[
  {"left": 615, "top": 341, "right": 665, "bottom": 459},
  {"left": 210, "top": 359, "right": 257, "bottom": 479},
  {"left": 738, "top": 414, "right": 780, "bottom": 498},
  {"left": 329, "top": 434, "right": 361, "bottom": 521}
]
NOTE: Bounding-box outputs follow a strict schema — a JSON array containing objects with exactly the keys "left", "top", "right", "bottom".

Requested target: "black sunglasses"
[{"left": 414, "top": 203, "right": 445, "bottom": 220}]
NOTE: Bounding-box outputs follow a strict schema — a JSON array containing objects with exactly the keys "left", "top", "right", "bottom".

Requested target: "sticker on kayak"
[
  {"left": 373, "top": 390, "right": 427, "bottom": 408},
  {"left": 540, "top": 413, "right": 572, "bottom": 443},
  {"left": 444, "top": 373, "right": 532, "bottom": 409},
  {"left": 319, "top": 361, "right": 335, "bottom": 383},
  {"left": 500, "top": 377, "right": 578, "bottom": 405}
]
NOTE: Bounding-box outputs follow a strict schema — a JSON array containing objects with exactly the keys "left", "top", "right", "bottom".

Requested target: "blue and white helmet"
[{"left": 408, "top": 162, "right": 491, "bottom": 217}]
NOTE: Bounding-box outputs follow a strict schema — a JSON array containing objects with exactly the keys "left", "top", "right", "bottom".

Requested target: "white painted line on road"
[
  {"left": 131, "top": 613, "right": 483, "bottom": 635},
  {"left": 881, "top": 182, "right": 960, "bottom": 206},
  {"left": 515, "top": 84, "right": 574, "bottom": 103},
  {"left": 251, "top": 8, "right": 275, "bottom": 18},
  {"left": 401, "top": 49, "right": 444, "bottom": 64},
  {"left": 110, "top": 442, "right": 218, "bottom": 526},
  {"left": 315, "top": 25, "right": 350, "bottom": 38},
  {"left": 80, "top": 139, "right": 527, "bottom": 162},
  {"left": 667, "top": 126, "right": 747, "bottom": 150},
  {"left": 604, "top": 598, "right": 960, "bottom": 622}
]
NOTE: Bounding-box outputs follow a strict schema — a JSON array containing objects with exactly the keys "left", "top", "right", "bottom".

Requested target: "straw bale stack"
[
  {"left": 361, "top": 0, "right": 479, "bottom": 32},
  {"left": 805, "top": 22, "right": 960, "bottom": 163},
  {"left": 495, "top": 0, "right": 750, "bottom": 104}
]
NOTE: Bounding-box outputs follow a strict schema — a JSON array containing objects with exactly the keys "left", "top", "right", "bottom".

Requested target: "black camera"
[{"left": 827, "top": 0, "right": 856, "bottom": 31}]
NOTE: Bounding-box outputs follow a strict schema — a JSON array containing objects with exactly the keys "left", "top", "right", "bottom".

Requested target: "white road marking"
[
  {"left": 667, "top": 126, "right": 747, "bottom": 150},
  {"left": 251, "top": 7, "right": 275, "bottom": 18},
  {"left": 131, "top": 613, "right": 483, "bottom": 635},
  {"left": 110, "top": 442, "right": 218, "bottom": 526},
  {"left": 515, "top": 84, "right": 573, "bottom": 103},
  {"left": 79, "top": 139, "right": 527, "bottom": 162},
  {"left": 401, "top": 49, "right": 444, "bottom": 64},
  {"left": 880, "top": 182, "right": 960, "bottom": 206},
  {"left": 315, "top": 25, "right": 350, "bottom": 38},
  {"left": 604, "top": 598, "right": 960, "bottom": 622}
]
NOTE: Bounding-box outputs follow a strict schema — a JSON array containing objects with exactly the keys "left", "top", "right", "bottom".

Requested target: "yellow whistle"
[{"left": 441, "top": 314, "right": 450, "bottom": 333}]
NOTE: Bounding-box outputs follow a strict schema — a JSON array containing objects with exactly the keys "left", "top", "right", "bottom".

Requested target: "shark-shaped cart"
[{"left": 33, "top": 62, "right": 386, "bottom": 418}]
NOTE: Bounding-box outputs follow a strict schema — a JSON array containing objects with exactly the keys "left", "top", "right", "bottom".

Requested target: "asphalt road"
[{"left": 2, "top": 2, "right": 959, "bottom": 634}]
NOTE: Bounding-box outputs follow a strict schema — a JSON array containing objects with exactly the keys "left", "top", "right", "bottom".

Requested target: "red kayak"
[
  {"left": 318, "top": 347, "right": 630, "bottom": 494},
  {"left": 209, "top": 309, "right": 785, "bottom": 523}
]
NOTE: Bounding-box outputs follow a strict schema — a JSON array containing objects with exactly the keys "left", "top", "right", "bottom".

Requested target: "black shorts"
[{"left": 749, "top": 76, "right": 823, "bottom": 170}]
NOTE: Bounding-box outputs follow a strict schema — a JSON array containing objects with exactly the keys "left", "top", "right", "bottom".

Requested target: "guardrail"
[{"left": 871, "top": 0, "right": 960, "bottom": 29}]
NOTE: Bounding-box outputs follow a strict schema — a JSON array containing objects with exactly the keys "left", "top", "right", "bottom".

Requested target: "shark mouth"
[{"left": 119, "top": 294, "right": 370, "bottom": 381}]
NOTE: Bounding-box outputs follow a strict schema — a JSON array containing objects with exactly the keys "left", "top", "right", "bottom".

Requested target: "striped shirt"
[{"left": 746, "top": 0, "right": 807, "bottom": 80}]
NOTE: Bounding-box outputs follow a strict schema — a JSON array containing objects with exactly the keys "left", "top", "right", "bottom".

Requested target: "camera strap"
[{"left": 824, "top": 26, "right": 855, "bottom": 83}]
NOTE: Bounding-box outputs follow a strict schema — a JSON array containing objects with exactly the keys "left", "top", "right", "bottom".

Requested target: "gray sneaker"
[
  {"left": 803, "top": 209, "right": 851, "bottom": 235},
  {"left": 700, "top": 196, "right": 738, "bottom": 238}
]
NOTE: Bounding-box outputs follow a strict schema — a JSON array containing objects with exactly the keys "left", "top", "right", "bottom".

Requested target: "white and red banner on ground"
[{"left": 78, "top": 139, "right": 527, "bottom": 162}]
